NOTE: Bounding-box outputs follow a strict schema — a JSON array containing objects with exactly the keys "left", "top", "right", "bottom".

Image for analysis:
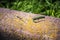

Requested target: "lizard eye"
[
  {"left": 33, "top": 16, "right": 45, "bottom": 20},
  {"left": 33, "top": 16, "right": 45, "bottom": 23}
]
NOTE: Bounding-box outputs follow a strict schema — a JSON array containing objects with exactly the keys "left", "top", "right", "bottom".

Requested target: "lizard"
[{"left": 0, "top": 8, "right": 60, "bottom": 40}]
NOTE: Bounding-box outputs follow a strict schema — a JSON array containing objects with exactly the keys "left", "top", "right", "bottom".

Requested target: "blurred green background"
[{"left": 0, "top": 0, "right": 60, "bottom": 18}]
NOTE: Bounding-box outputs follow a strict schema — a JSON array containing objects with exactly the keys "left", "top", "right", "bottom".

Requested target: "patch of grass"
[{"left": 0, "top": 0, "right": 60, "bottom": 18}]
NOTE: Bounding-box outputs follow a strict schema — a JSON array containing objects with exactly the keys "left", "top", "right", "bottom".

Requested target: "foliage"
[{"left": 0, "top": 0, "right": 60, "bottom": 18}]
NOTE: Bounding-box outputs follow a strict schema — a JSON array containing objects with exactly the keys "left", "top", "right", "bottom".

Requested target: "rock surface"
[{"left": 0, "top": 8, "right": 60, "bottom": 40}]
